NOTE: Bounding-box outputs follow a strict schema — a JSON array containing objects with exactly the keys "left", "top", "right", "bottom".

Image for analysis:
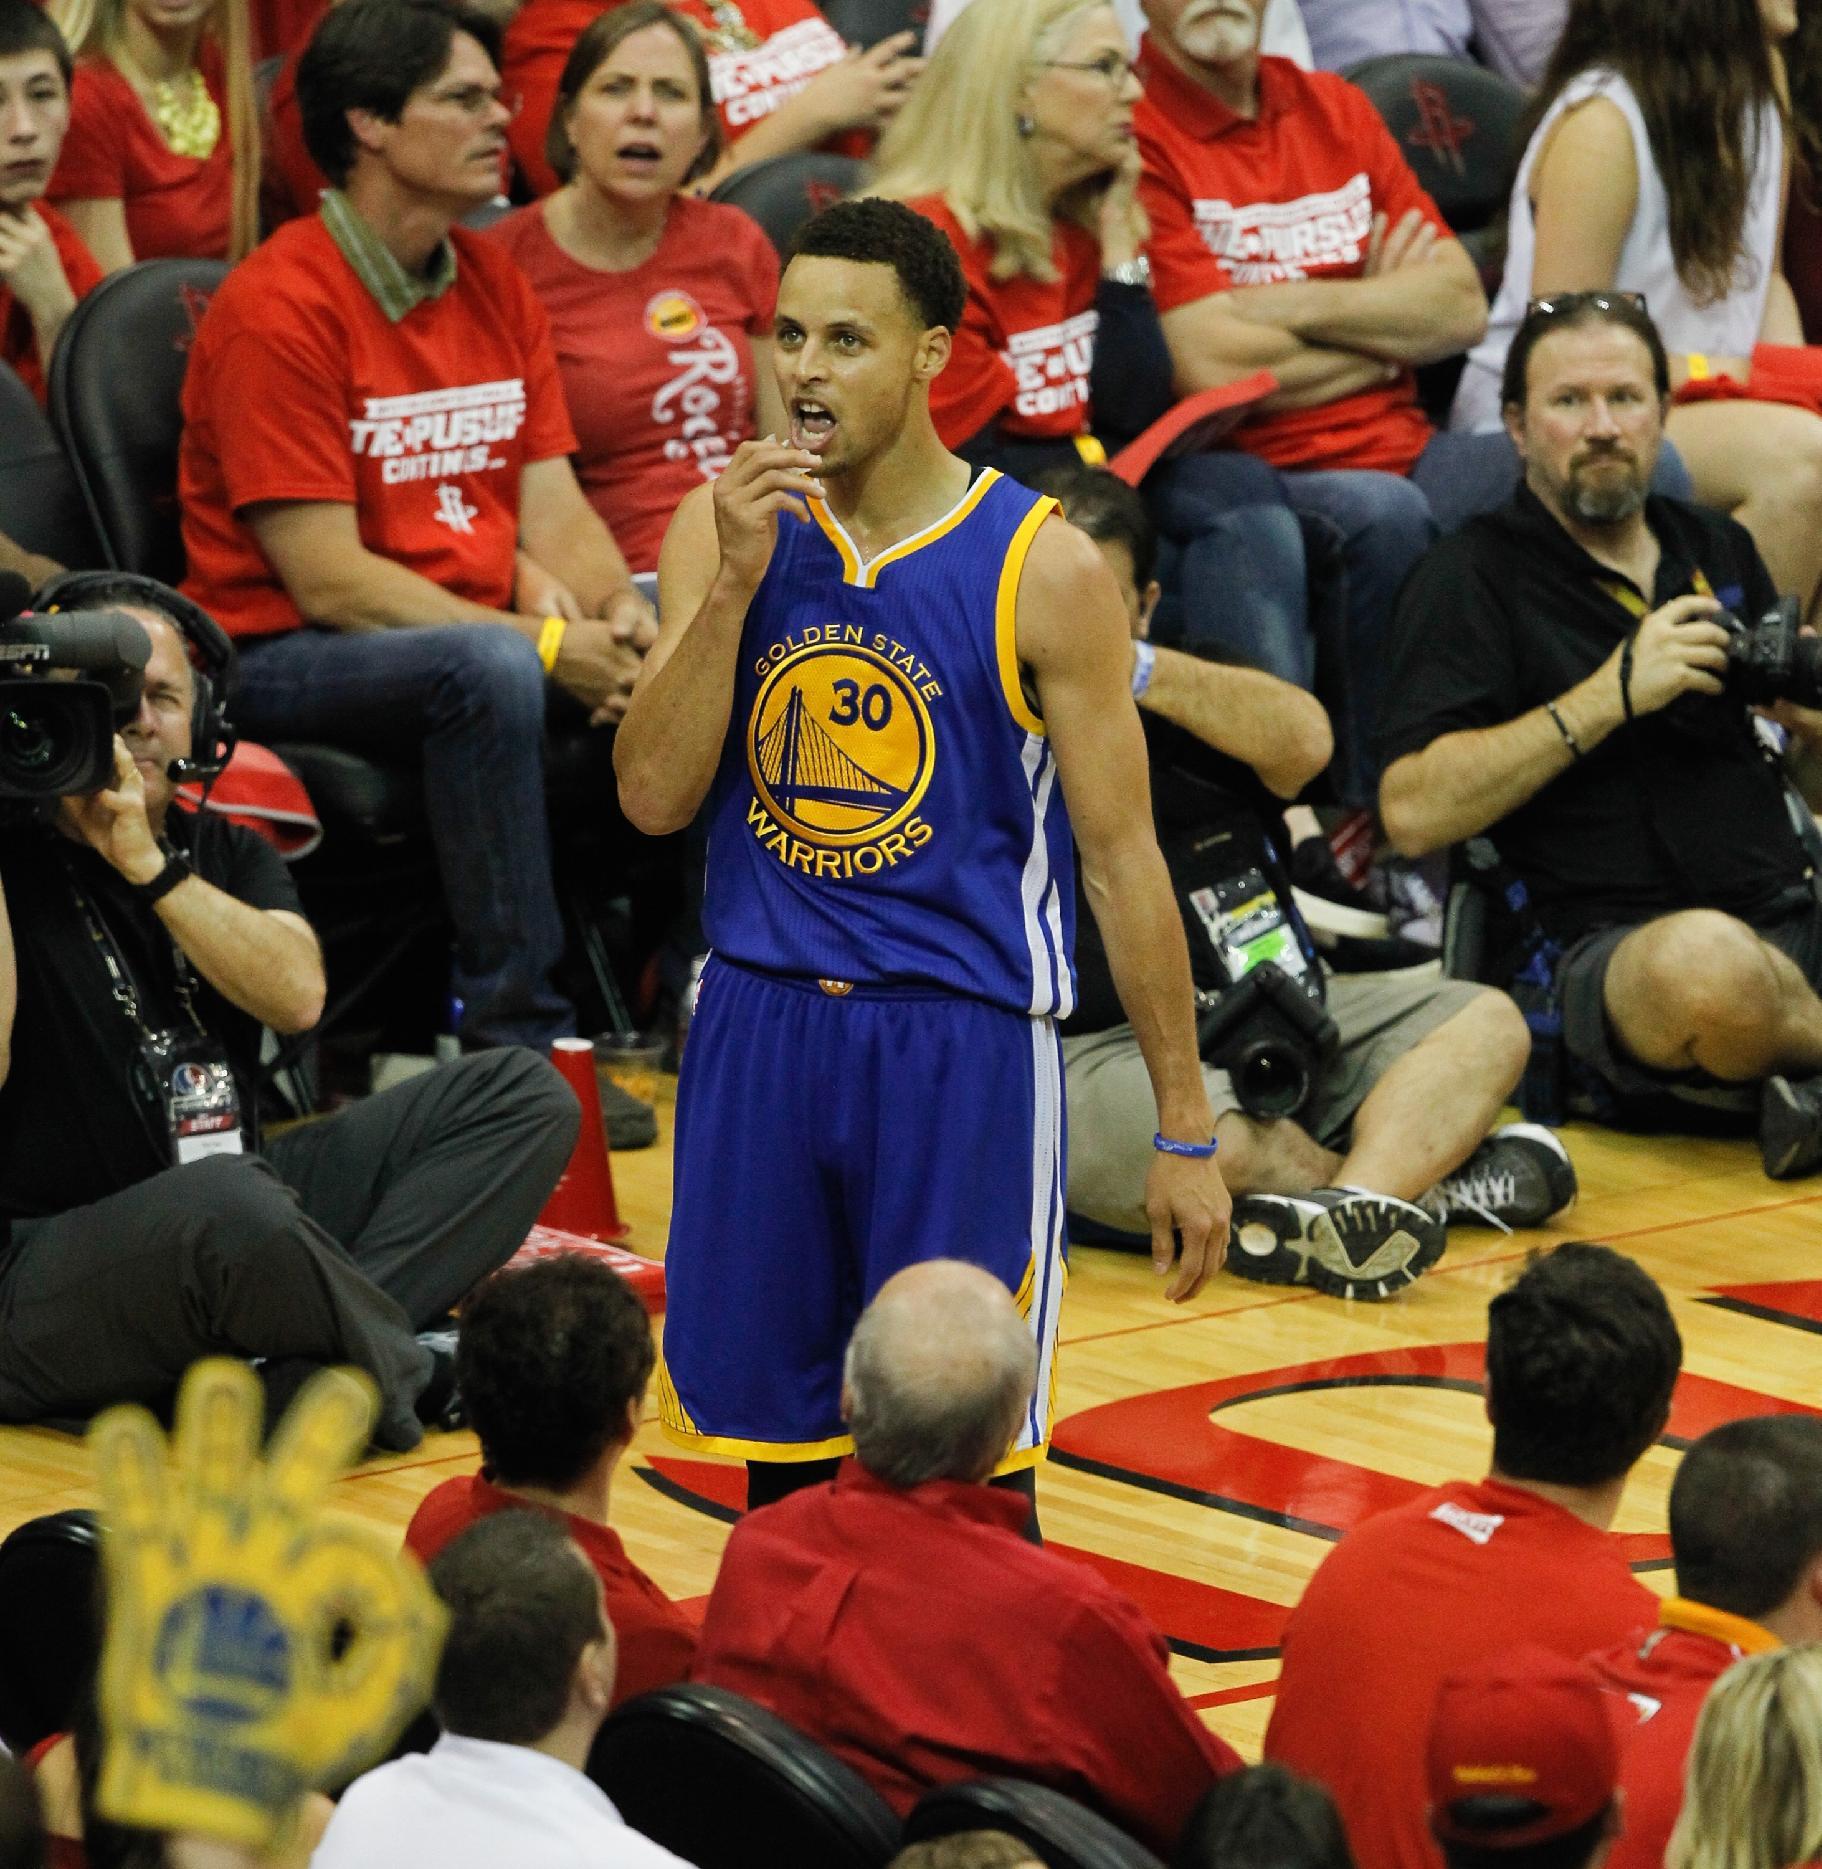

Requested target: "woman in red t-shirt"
[
  {"left": 46, "top": 0, "right": 259, "bottom": 264},
  {"left": 490, "top": 0, "right": 782, "bottom": 574},
  {"left": 503, "top": 0, "right": 921, "bottom": 197}
]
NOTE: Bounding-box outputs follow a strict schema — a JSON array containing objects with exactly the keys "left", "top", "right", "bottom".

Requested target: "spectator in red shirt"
[
  {"left": 872, "top": 0, "right": 1374, "bottom": 804},
  {"left": 1426, "top": 1647, "right": 1623, "bottom": 1869},
  {"left": 1265, "top": 1243, "right": 1680, "bottom": 1869},
  {"left": 1586, "top": 1415, "right": 1822, "bottom": 1869},
  {"left": 504, "top": 0, "right": 920, "bottom": 199},
  {"left": 404, "top": 1253, "right": 696, "bottom": 1709},
  {"left": 46, "top": 0, "right": 258, "bottom": 263},
  {"left": 692, "top": 1258, "right": 1242, "bottom": 1857},
  {"left": 1667, "top": 1644, "right": 1822, "bottom": 1869},
  {"left": 490, "top": 1, "right": 782, "bottom": 576},
  {"left": 0, "top": 1, "right": 102, "bottom": 407},
  {"left": 180, "top": 0, "right": 657, "bottom": 1061}
]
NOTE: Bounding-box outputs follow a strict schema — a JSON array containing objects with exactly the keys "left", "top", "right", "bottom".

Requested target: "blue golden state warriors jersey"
[{"left": 702, "top": 468, "right": 1077, "bottom": 1017}]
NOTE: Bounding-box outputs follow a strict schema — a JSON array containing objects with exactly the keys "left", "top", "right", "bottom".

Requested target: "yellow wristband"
[
  {"left": 1686, "top": 352, "right": 1710, "bottom": 381},
  {"left": 537, "top": 615, "right": 567, "bottom": 674}
]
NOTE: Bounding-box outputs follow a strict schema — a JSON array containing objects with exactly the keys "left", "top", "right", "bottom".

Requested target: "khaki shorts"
[{"left": 1062, "top": 966, "right": 1488, "bottom": 1235}]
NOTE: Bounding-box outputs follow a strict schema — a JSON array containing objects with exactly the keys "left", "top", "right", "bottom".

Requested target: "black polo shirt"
[
  {"left": 1377, "top": 486, "right": 1805, "bottom": 942},
  {"left": 0, "top": 806, "right": 301, "bottom": 1224}
]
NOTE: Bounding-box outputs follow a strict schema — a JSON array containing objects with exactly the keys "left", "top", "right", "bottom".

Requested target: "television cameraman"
[
  {"left": 1379, "top": 294, "right": 1822, "bottom": 1177},
  {"left": 0, "top": 575, "right": 578, "bottom": 1449},
  {"left": 1044, "top": 469, "right": 1571, "bottom": 1302}
]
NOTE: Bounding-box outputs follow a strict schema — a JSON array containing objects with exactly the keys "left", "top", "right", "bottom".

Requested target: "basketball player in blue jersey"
[{"left": 617, "top": 199, "right": 1228, "bottom": 1515}]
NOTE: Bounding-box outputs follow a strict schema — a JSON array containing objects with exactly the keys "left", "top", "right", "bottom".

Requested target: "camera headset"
[{"left": 31, "top": 570, "right": 238, "bottom": 795}]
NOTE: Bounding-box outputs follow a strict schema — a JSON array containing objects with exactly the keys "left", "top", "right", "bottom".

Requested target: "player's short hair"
[
  {"left": 890, "top": 1834, "right": 1044, "bottom": 1869},
  {"left": 0, "top": 0, "right": 72, "bottom": 86},
  {"left": 546, "top": 0, "right": 720, "bottom": 186},
  {"left": 1033, "top": 462, "right": 1158, "bottom": 592},
  {"left": 1500, "top": 294, "right": 1671, "bottom": 410},
  {"left": 1438, "top": 1809, "right": 1612, "bottom": 1869},
  {"left": 1174, "top": 1764, "right": 1353, "bottom": 1869},
  {"left": 1486, "top": 1244, "right": 1681, "bottom": 1488},
  {"left": 789, "top": 196, "right": 967, "bottom": 333},
  {"left": 456, "top": 1254, "right": 655, "bottom": 1492},
  {"left": 428, "top": 1510, "right": 606, "bottom": 1744},
  {"left": 298, "top": 0, "right": 504, "bottom": 187},
  {"left": 1670, "top": 1416, "right": 1822, "bottom": 1620}
]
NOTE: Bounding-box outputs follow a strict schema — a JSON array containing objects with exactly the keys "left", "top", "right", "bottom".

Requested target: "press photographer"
[
  {"left": 0, "top": 573, "right": 579, "bottom": 1447},
  {"left": 1044, "top": 470, "right": 1571, "bottom": 1303},
  {"left": 1379, "top": 293, "right": 1822, "bottom": 1176}
]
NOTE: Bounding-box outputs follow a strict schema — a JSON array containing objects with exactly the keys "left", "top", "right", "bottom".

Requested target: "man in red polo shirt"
[
  {"left": 0, "top": 0, "right": 101, "bottom": 407},
  {"left": 1265, "top": 1243, "right": 1679, "bottom": 1869},
  {"left": 405, "top": 1254, "right": 696, "bottom": 1707},
  {"left": 1586, "top": 1415, "right": 1822, "bottom": 1869},
  {"left": 181, "top": 0, "right": 658, "bottom": 1071},
  {"left": 692, "top": 1259, "right": 1242, "bottom": 1856}
]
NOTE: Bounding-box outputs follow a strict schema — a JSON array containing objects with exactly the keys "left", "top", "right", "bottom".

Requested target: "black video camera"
[
  {"left": 0, "top": 571, "right": 152, "bottom": 800},
  {"left": 1717, "top": 595, "right": 1822, "bottom": 709},
  {"left": 1195, "top": 961, "right": 1340, "bottom": 1122}
]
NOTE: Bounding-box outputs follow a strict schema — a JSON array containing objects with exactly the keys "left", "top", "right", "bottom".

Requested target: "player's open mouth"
[{"left": 791, "top": 401, "right": 836, "bottom": 453}]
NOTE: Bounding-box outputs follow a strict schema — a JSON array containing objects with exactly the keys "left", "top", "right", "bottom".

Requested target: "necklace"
[
  {"left": 699, "top": 0, "right": 762, "bottom": 54},
  {"left": 117, "top": 53, "right": 221, "bottom": 159}
]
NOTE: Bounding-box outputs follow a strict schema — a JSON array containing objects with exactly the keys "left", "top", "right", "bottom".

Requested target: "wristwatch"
[
  {"left": 129, "top": 842, "right": 193, "bottom": 906},
  {"left": 1104, "top": 255, "right": 1152, "bottom": 289}
]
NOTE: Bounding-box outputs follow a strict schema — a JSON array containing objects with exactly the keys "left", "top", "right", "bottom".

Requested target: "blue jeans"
[{"left": 233, "top": 623, "right": 574, "bottom": 1049}]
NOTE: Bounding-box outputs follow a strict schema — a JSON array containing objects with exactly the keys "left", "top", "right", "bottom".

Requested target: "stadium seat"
[
  {"left": 820, "top": 0, "right": 927, "bottom": 48},
  {"left": 0, "top": 1510, "right": 101, "bottom": 1757},
  {"left": 48, "top": 258, "right": 229, "bottom": 584},
  {"left": 709, "top": 152, "right": 865, "bottom": 260},
  {"left": 587, "top": 1684, "right": 901, "bottom": 1868},
  {"left": 904, "top": 1778, "right": 1170, "bottom": 1869},
  {"left": 0, "top": 361, "right": 103, "bottom": 576},
  {"left": 1343, "top": 55, "right": 1525, "bottom": 237}
]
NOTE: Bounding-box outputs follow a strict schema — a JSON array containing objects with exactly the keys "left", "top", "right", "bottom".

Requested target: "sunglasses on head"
[{"left": 1526, "top": 290, "right": 1649, "bottom": 318}]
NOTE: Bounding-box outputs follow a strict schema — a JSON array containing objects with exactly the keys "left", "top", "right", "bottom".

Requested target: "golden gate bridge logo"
[{"left": 747, "top": 642, "right": 935, "bottom": 846}]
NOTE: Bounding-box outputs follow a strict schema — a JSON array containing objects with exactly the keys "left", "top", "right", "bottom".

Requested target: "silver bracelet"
[{"left": 1104, "top": 255, "right": 1152, "bottom": 289}]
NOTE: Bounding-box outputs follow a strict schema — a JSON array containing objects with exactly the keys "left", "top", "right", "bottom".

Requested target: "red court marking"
[
  {"left": 1705, "top": 1278, "right": 1822, "bottom": 1327},
  {"left": 1187, "top": 1682, "right": 1280, "bottom": 1711}
]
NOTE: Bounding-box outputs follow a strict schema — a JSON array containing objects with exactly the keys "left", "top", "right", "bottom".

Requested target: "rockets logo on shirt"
[
  {"left": 1003, "top": 309, "right": 1097, "bottom": 422},
  {"left": 709, "top": 15, "right": 847, "bottom": 128},
  {"left": 650, "top": 298, "right": 749, "bottom": 485},
  {"left": 348, "top": 380, "right": 529, "bottom": 484},
  {"left": 1191, "top": 172, "right": 1375, "bottom": 285}
]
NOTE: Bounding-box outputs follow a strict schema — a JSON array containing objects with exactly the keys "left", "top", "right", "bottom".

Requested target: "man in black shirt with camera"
[
  {"left": 1044, "top": 470, "right": 1573, "bottom": 1302},
  {"left": 0, "top": 575, "right": 579, "bottom": 1446},
  {"left": 1379, "top": 294, "right": 1822, "bottom": 1174}
]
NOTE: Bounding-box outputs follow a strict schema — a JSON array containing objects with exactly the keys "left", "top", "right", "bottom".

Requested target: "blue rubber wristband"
[{"left": 1153, "top": 1132, "right": 1219, "bottom": 1158}]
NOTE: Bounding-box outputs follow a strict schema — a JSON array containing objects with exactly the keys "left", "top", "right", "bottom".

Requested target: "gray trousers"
[{"left": 0, "top": 1048, "right": 579, "bottom": 1446}]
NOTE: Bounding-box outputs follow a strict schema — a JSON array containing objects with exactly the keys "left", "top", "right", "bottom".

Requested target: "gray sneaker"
[
  {"left": 1429, "top": 1124, "right": 1578, "bottom": 1230},
  {"left": 1761, "top": 1075, "right": 1822, "bottom": 1180},
  {"left": 599, "top": 1075, "right": 658, "bottom": 1151},
  {"left": 1227, "top": 1187, "right": 1445, "bottom": 1301}
]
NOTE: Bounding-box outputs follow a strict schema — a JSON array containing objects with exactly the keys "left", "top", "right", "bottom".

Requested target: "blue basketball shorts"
[{"left": 657, "top": 957, "right": 1067, "bottom": 1467}]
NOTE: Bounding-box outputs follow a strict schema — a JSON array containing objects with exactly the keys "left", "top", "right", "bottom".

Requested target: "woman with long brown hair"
[
  {"left": 45, "top": 0, "right": 259, "bottom": 264},
  {"left": 1450, "top": 0, "right": 1822, "bottom": 616}
]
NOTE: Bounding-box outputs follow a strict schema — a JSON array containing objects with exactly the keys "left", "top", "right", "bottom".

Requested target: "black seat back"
[
  {"left": 709, "top": 153, "right": 865, "bottom": 260},
  {"left": 0, "top": 362, "right": 103, "bottom": 573},
  {"left": 1343, "top": 54, "right": 1526, "bottom": 235},
  {"left": 820, "top": 0, "right": 926, "bottom": 47},
  {"left": 588, "top": 1683, "right": 900, "bottom": 1868},
  {"left": 906, "top": 1778, "right": 1169, "bottom": 1869},
  {"left": 0, "top": 1509, "right": 102, "bottom": 1756},
  {"left": 49, "top": 259, "right": 229, "bottom": 581}
]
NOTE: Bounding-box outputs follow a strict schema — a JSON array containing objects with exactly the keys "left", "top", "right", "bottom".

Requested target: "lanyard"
[
  {"left": 1596, "top": 565, "right": 1715, "bottom": 620},
  {"left": 61, "top": 850, "right": 206, "bottom": 1048}
]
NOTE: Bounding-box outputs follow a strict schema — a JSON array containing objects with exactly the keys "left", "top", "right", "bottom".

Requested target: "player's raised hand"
[
  {"left": 1146, "top": 1148, "right": 1232, "bottom": 1303},
  {"left": 711, "top": 438, "right": 825, "bottom": 597}
]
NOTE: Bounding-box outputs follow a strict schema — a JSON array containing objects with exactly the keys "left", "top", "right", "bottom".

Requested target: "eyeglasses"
[
  {"left": 424, "top": 83, "right": 522, "bottom": 121},
  {"left": 1527, "top": 290, "right": 1649, "bottom": 318},
  {"left": 1039, "top": 52, "right": 1139, "bottom": 86}
]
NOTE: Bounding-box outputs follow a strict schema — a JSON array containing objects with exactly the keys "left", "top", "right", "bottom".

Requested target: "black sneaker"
[
  {"left": 1429, "top": 1124, "right": 1578, "bottom": 1230},
  {"left": 1760, "top": 1075, "right": 1822, "bottom": 1179},
  {"left": 414, "top": 1328, "right": 466, "bottom": 1434},
  {"left": 600, "top": 1075, "right": 658, "bottom": 1151},
  {"left": 1226, "top": 1187, "right": 1445, "bottom": 1300},
  {"left": 1289, "top": 836, "right": 1390, "bottom": 940}
]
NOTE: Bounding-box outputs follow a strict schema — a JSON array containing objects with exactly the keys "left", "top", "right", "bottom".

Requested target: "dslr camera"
[
  {"left": 1715, "top": 595, "right": 1822, "bottom": 708},
  {"left": 1195, "top": 963, "right": 1339, "bottom": 1122},
  {"left": 0, "top": 574, "right": 151, "bottom": 800}
]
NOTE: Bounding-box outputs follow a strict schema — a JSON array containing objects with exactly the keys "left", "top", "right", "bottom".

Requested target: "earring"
[{"left": 1016, "top": 113, "right": 1034, "bottom": 136}]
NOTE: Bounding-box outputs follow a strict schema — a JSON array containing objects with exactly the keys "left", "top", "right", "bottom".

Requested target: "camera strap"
[{"left": 61, "top": 850, "right": 244, "bottom": 1166}]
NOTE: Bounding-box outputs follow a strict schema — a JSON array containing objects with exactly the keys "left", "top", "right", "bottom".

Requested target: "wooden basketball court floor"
[{"left": 4, "top": 1083, "right": 1821, "bottom": 1762}]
